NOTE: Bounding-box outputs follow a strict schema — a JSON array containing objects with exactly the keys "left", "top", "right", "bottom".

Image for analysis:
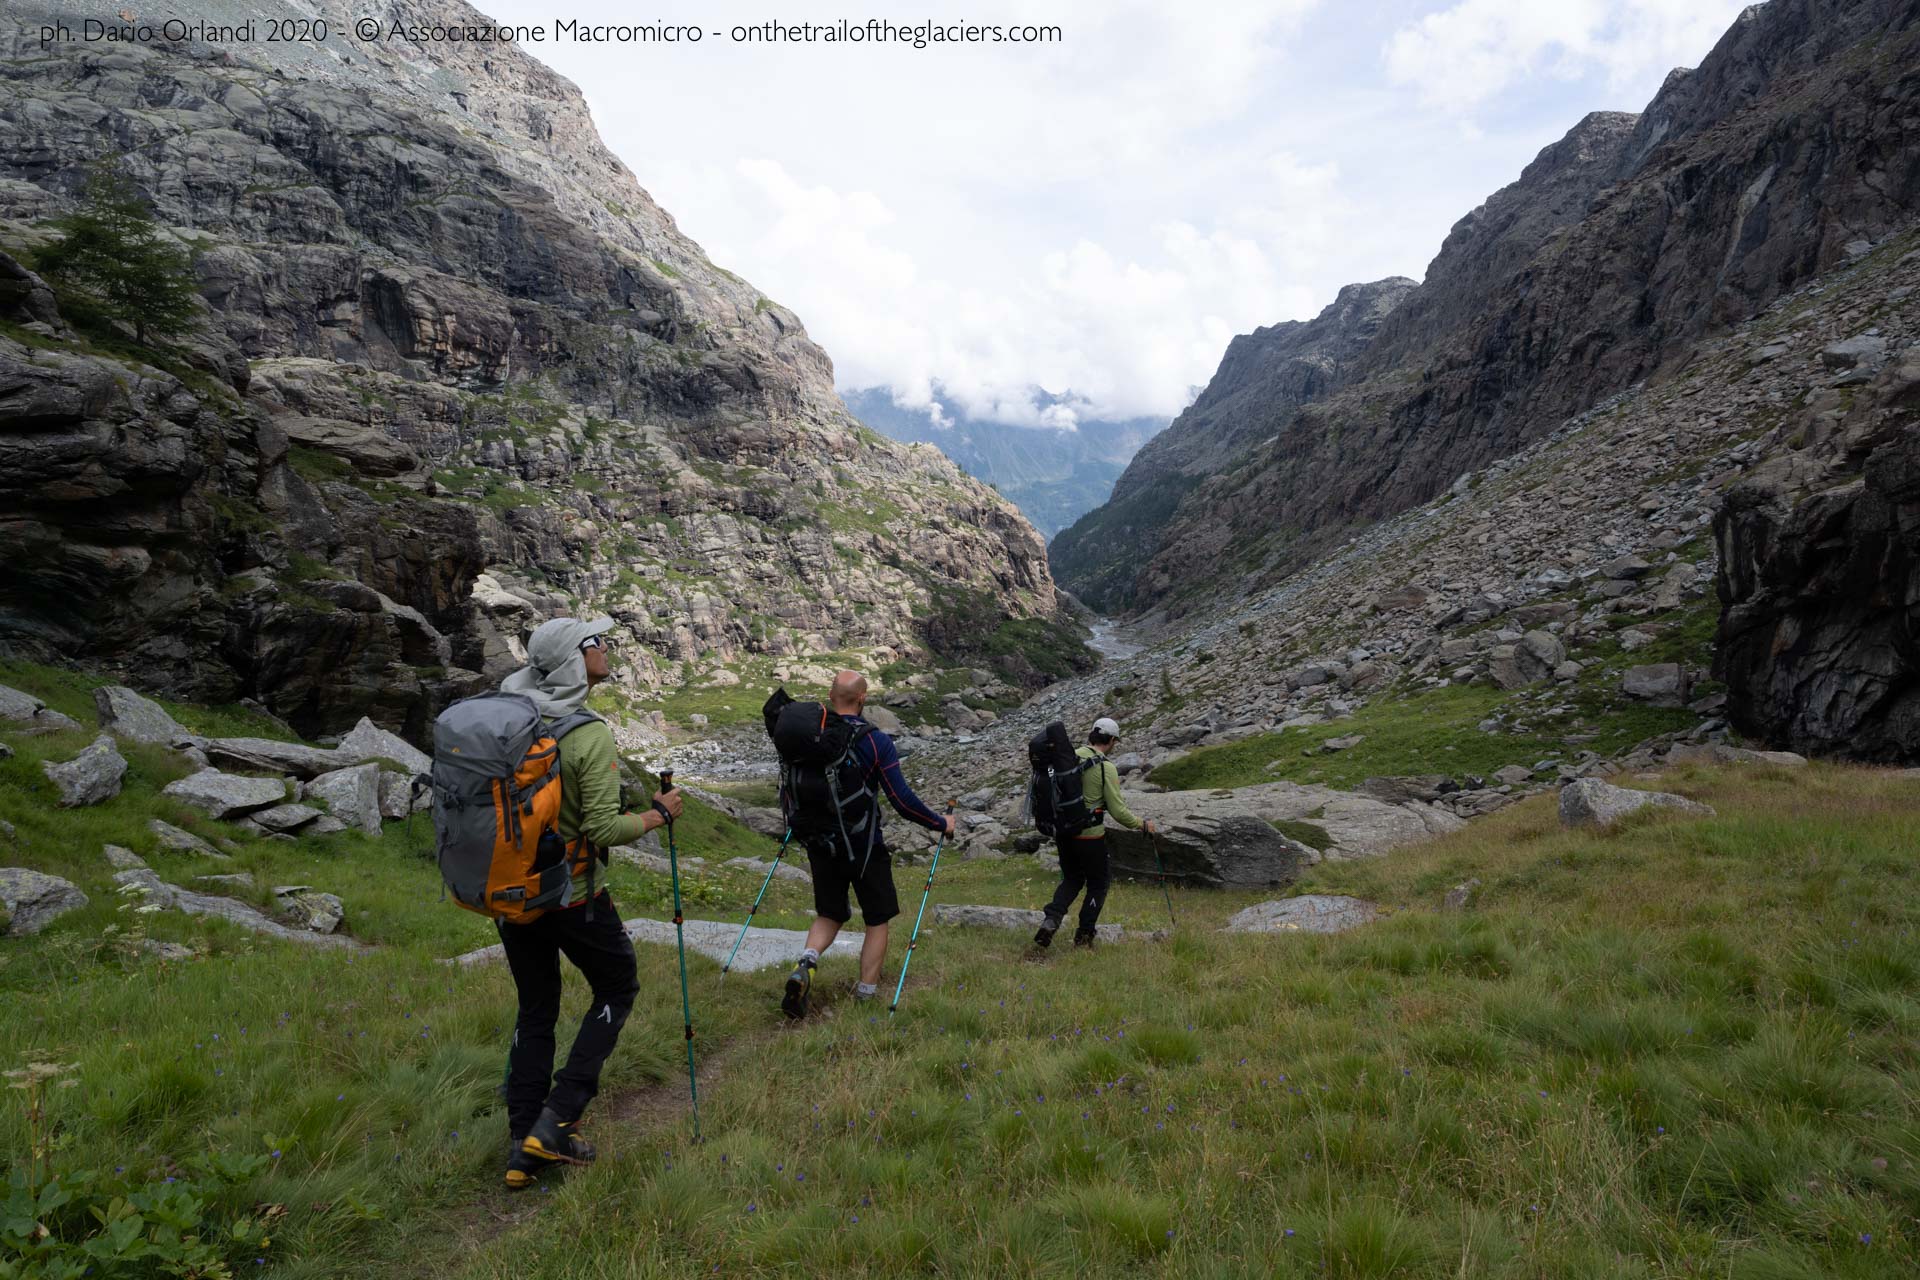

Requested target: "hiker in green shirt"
[
  {"left": 1035, "top": 717, "right": 1156, "bottom": 950},
  {"left": 495, "top": 616, "right": 682, "bottom": 1188}
]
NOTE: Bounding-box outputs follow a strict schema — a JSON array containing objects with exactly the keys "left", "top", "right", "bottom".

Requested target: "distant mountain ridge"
[
  {"left": 1054, "top": 0, "right": 1920, "bottom": 618},
  {"left": 845, "top": 388, "right": 1165, "bottom": 539}
]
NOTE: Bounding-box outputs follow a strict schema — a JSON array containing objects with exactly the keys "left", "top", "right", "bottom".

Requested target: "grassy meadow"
[{"left": 3, "top": 657, "right": 1917, "bottom": 1276}]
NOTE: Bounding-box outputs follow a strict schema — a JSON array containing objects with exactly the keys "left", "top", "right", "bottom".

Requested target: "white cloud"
[
  {"left": 1384, "top": 0, "right": 1750, "bottom": 113},
  {"left": 484, "top": 0, "right": 1752, "bottom": 429}
]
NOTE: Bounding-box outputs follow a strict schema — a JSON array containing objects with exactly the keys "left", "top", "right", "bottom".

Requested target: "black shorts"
[{"left": 805, "top": 841, "right": 900, "bottom": 926}]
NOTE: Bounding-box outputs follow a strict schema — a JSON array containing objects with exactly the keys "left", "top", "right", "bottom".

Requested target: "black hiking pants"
[
  {"left": 1044, "top": 833, "right": 1110, "bottom": 935},
  {"left": 498, "top": 892, "right": 639, "bottom": 1136}
]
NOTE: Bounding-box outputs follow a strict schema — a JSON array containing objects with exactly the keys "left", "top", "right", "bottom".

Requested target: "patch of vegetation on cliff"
[{"left": 920, "top": 588, "right": 1097, "bottom": 689}]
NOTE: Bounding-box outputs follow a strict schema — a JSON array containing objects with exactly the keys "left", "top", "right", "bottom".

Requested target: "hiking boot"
[
  {"left": 782, "top": 958, "right": 815, "bottom": 1020},
  {"left": 520, "top": 1106, "right": 596, "bottom": 1167},
  {"left": 1033, "top": 916, "right": 1061, "bottom": 949},
  {"left": 1073, "top": 930, "right": 1097, "bottom": 950},
  {"left": 504, "top": 1137, "right": 543, "bottom": 1190}
]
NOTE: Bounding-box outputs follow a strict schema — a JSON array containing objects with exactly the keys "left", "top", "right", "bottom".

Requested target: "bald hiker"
[{"left": 766, "top": 669, "right": 956, "bottom": 1018}]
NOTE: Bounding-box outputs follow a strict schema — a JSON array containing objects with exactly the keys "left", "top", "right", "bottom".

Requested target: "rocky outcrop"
[
  {"left": 1057, "top": 0, "right": 1920, "bottom": 618},
  {"left": 1052, "top": 279, "right": 1415, "bottom": 611},
  {"left": 1102, "top": 793, "right": 1309, "bottom": 888},
  {"left": 1715, "top": 347, "right": 1920, "bottom": 758},
  {"left": 0, "top": 0, "right": 1064, "bottom": 740},
  {"left": 1558, "top": 778, "right": 1714, "bottom": 827},
  {"left": 932, "top": 903, "right": 1150, "bottom": 943},
  {"left": 162, "top": 769, "right": 291, "bottom": 820}
]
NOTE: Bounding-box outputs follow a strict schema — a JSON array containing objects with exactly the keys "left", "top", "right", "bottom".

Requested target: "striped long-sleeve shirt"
[{"left": 843, "top": 714, "right": 946, "bottom": 840}]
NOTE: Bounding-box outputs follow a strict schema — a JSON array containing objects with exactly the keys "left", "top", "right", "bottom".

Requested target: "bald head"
[{"left": 829, "top": 670, "right": 869, "bottom": 714}]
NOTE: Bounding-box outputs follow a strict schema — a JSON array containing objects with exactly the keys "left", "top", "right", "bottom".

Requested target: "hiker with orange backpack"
[{"left": 430, "top": 615, "right": 682, "bottom": 1189}]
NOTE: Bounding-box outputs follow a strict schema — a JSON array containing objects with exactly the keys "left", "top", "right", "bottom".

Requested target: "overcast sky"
[{"left": 483, "top": 0, "right": 1748, "bottom": 429}]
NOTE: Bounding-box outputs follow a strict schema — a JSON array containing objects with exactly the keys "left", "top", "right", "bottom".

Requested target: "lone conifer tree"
[{"left": 37, "top": 167, "right": 199, "bottom": 345}]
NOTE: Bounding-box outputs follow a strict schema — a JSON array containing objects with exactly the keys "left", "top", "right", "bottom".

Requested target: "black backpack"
[
  {"left": 1027, "top": 720, "right": 1099, "bottom": 839},
  {"left": 763, "top": 688, "right": 878, "bottom": 868}
]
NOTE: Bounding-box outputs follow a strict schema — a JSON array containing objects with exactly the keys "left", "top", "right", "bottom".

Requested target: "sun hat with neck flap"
[{"left": 499, "top": 615, "right": 614, "bottom": 720}]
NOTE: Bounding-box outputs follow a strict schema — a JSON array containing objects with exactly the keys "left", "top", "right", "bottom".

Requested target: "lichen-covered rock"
[
  {"left": 0, "top": 867, "right": 88, "bottom": 934},
  {"left": 275, "top": 886, "right": 345, "bottom": 934},
  {"left": 42, "top": 735, "right": 128, "bottom": 808},
  {"left": 148, "top": 819, "right": 229, "bottom": 860},
  {"left": 1223, "top": 895, "right": 1379, "bottom": 934},
  {"left": 1558, "top": 778, "right": 1714, "bottom": 828}
]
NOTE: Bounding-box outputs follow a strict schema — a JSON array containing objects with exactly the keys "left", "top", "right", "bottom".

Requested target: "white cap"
[{"left": 1093, "top": 716, "right": 1122, "bottom": 740}]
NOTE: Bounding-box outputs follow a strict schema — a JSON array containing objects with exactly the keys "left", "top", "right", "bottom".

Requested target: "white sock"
[
  {"left": 854, "top": 981, "right": 878, "bottom": 998},
  {"left": 800, "top": 948, "right": 819, "bottom": 966}
]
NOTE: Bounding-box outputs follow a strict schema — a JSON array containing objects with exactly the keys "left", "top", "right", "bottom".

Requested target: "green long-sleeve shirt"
[
  {"left": 556, "top": 718, "right": 648, "bottom": 903},
  {"left": 1073, "top": 745, "right": 1140, "bottom": 839}
]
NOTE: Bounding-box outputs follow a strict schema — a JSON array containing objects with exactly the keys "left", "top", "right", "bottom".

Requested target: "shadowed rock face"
[
  {"left": 1715, "top": 351, "right": 1920, "bottom": 758},
  {"left": 0, "top": 0, "right": 1059, "bottom": 736},
  {"left": 1057, "top": 0, "right": 1920, "bottom": 619}
]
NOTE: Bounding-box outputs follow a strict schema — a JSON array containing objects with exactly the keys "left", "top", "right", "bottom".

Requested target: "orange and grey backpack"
[{"left": 427, "top": 691, "right": 602, "bottom": 925}]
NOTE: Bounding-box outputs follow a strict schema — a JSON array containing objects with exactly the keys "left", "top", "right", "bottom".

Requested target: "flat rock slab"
[
  {"left": 193, "top": 717, "right": 431, "bottom": 780},
  {"left": 0, "top": 867, "right": 89, "bottom": 935},
  {"left": 1559, "top": 777, "right": 1715, "bottom": 828},
  {"left": 931, "top": 903, "right": 1152, "bottom": 943},
  {"left": 447, "top": 917, "right": 861, "bottom": 973},
  {"left": 1224, "top": 895, "right": 1381, "bottom": 935},
  {"left": 163, "top": 769, "right": 290, "bottom": 820},
  {"left": 111, "top": 867, "right": 360, "bottom": 949},
  {"left": 1229, "top": 780, "right": 1465, "bottom": 858},
  {"left": 149, "top": 819, "right": 230, "bottom": 860}
]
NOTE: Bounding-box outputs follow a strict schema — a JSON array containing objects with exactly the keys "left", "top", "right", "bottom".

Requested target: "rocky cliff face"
[
  {"left": 1716, "top": 320, "right": 1920, "bottom": 758},
  {"left": 0, "top": 0, "right": 1061, "bottom": 738},
  {"left": 1050, "top": 278, "right": 1415, "bottom": 611},
  {"left": 1057, "top": 0, "right": 1920, "bottom": 620}
]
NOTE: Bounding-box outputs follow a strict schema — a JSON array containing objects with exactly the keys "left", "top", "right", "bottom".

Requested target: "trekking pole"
[
  {"left": 1148, "top": 827, "right": 1177, "bottom": 928},
  {"left": 720, "top": 827, "right": 794, "bottom": 978},
  {"left": 655, "top": 770, "right": 702, "bottom": 1140},
  {"left": 890, "top": 800, "right": 957, "bottom": 1017}
]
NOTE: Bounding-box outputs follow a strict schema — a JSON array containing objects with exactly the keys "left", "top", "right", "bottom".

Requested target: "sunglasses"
[{"left": 579, "top": 635, "right": 607, "bottom": 653}]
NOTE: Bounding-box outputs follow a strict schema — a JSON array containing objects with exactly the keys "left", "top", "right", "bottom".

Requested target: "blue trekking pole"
[
  {"left": 889, "top": 800, "right": 957, "bottom": 1017},
  {"left": 721, "top": 828, "right": 795, "bottom": 978},
  {"left": 654, "top": 770, "right": 701, "bottom": 1140}
]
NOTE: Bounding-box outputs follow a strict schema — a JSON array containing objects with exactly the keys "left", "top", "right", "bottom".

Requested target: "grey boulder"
[
  {"left": 1223, "top": 895, "right": 1379, "bottom": 935},
  {"left": 337, "top": 717, "right": 433, "bottom": 776},
  {"left": 1559, "top": 777, "right": 1714, "bottom": 828},
  {"left": 306, "top": 763, "right": 384, "bottom": 836},
  {"left": 0, "top": 867, "right": 89, "bottom": 935},
  {"left": 93, "top": 686, "right": 190, "bottom": 745},
  {"left": 0, "top": 684, "right": 82, "bottom": 734},
  {"left": 1622, "top": 664, "right": 1689, "bottom": 706},
  {"left": 42, "top": 735, "right": 128, "bottom": 807},
  {"left": 163, "top": 769, "right": 291, "bottom": 820},
  {"left": 1104, "top": 792, "right": 1308, "bottom": 888},
  {"left": 148, "top": 819, "right": 229, "bottom": 859},
  {"left": 248, "top": 803, "right": 328, "bottom": 833}
]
